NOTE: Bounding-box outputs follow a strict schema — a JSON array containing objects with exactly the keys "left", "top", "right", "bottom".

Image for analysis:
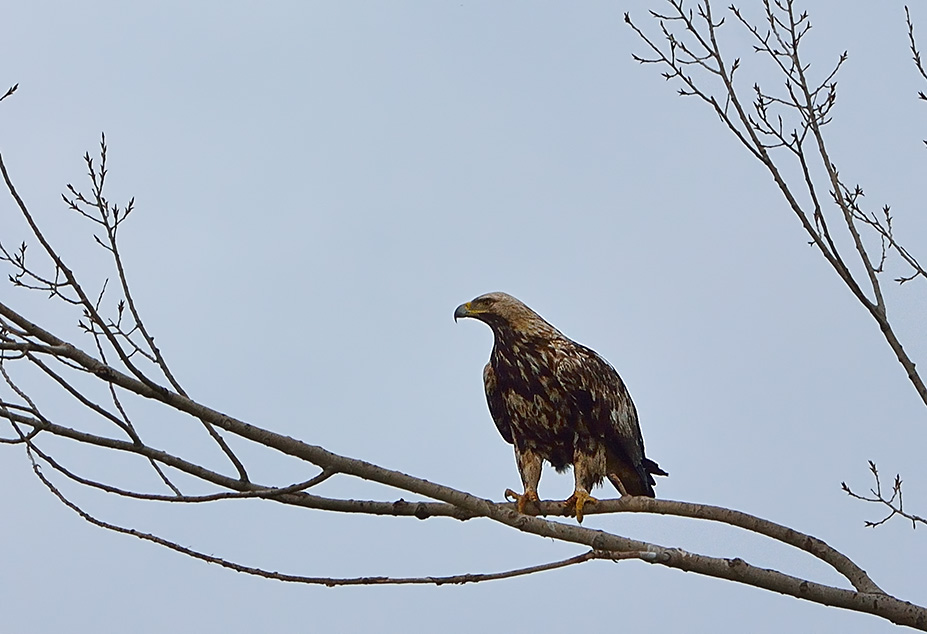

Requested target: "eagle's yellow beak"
[{"left": 454, "top": 302, "right": 472, "bottom": 322}]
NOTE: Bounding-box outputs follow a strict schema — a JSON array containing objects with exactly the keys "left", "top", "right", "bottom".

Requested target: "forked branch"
[
  {"left": 3, "top": 10, "right": 927, "bottom": 626},
  {"left": 627, "top": 1, "right": 927, "bottom": 408},
  {"left": 843, "top": 461, "right": 927, "bottom": 529},
  {"left": 3, "top": 307, "right": 925, "bottom": 626}
]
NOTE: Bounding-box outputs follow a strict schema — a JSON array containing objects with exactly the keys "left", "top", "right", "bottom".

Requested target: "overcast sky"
[{"left": 1, "top": 3, "right": 925, "bottom": 632}]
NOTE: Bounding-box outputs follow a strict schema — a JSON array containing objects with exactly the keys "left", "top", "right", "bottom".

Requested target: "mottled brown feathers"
[{"left": 455, "top": 292, "right": 666, "bottom": 511}]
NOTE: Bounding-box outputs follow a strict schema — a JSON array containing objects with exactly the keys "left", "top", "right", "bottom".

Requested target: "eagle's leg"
[
  {"left": 505, "top": 446, "right": 542, "bottom": 514},
  {"left": 607, "top": 473, "right": 630, "bottom": 497},
  {"left": 564, "top": 448, "right": 604, "bottom": 523}
]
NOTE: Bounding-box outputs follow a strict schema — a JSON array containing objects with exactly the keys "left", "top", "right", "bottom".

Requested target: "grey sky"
[{"left": 1, "top": 2, "right": 924, "bottom": 632}]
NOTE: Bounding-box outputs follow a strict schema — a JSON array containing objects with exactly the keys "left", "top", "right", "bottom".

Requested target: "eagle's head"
[{"left": 454, "top": 292, "right": 558, "bottom": 337}]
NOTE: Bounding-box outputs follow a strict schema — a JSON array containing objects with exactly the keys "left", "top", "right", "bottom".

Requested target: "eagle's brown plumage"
[{"left": 455, "top": 292, "right": 667, "bottom": 522}]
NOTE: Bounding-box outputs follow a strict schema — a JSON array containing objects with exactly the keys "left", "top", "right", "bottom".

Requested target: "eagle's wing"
[
  {"left": 483, "top": 362, "right": 514, "bottom": 445},
  {"left": 553, "top": 340, "right": 652, "bottom": 491}
]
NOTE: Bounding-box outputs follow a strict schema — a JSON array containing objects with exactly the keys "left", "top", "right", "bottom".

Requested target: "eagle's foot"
[
  {"left": 505, "top": 488, "right": 540, "bottom": 514},
  {"left": 563, "top": 490, "right": 597, "bottom": 523}
]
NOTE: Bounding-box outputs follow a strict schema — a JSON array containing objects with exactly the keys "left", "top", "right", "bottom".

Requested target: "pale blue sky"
[{"left": 1, "top": 3, "right": 924, "bottom": 632}]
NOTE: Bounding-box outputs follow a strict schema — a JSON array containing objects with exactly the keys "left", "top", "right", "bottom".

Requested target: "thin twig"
[
  {"left": 626, "top": 0, "right": 927, "bottom": 407},
  {"left": 842, "top": 461, "right": 926, "bottom": 530}
]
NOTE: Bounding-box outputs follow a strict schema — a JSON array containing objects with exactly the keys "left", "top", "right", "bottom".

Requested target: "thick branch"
[{"left": 3, "top": 300, "right": 927, "bottom": 626}]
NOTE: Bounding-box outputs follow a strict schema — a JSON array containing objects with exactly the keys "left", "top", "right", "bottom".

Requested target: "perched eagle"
[{"left": 455, "top": 292, "right": 666, "bottom": 522}]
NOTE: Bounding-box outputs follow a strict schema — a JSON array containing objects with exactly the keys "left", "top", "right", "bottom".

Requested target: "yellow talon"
[
  {"left": 564, "top": 490, "right": 597, "bottom": 523},
  {"left": 505, "top": 488, "right": 540, "bottom": 514}
]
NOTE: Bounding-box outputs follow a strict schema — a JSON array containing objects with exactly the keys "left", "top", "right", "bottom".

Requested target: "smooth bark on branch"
[{"left": 3, "top": 307, "right": 925, "bottom": 626}]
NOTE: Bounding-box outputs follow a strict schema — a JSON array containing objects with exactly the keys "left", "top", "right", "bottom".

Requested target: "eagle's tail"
[
  {"left": 607, "top": 453, "right": 668, "bottom": 498},
  {"left": 631, "top": 457, "right": 668, "bottom": 498},
  {"left": 644, "top": 457, "right": 668, "bottom": 478}
]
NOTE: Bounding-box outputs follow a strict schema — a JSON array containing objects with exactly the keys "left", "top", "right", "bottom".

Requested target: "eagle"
[{"left": 454, "top": 292, "right": 666, "bottom": 522}]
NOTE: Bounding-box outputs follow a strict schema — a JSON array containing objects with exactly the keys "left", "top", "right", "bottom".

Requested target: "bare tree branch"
[
  {"left": 906, "top": 6, "right": 927, "bottom": 93},
  {"left": 3, "top": 5, "right": 927, "bottom": 629},
  {"left": 24, "top": 456, "right": 641, "bottom": 588},
  {"left": 5, "top": 310, "right": 926, "bottom": 624},
  {"left": 627, "top": 1, "right": 927, "bottom": 408},
  {"left": 843, "top": 461, "right": 927, "bottom": 530}
]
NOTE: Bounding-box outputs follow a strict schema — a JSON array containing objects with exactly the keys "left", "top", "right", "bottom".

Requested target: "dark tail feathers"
[
  {"left": 635, "top": 457, "right": 668, "bottom": 498},
  {"left": 644, "top": 457, "right": 668, "bottom": 478}
]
